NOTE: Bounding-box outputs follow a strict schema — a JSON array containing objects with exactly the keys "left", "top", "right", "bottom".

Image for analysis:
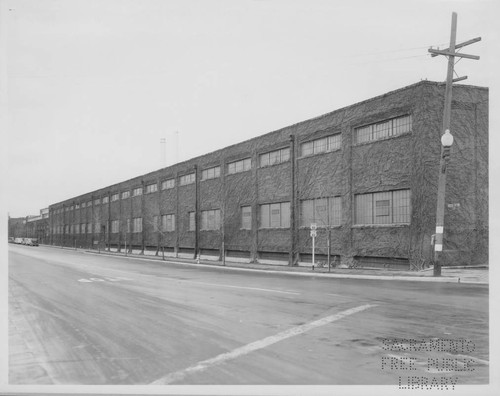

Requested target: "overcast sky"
[{"left": 1, "top": 0, "right": 497, "bottom": 217}]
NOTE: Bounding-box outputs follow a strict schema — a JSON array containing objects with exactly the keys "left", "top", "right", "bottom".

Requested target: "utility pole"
[{"left": 428, "top": 12, "right": 480, "bottom": 276}]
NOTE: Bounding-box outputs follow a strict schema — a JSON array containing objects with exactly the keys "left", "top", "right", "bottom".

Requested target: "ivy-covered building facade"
[{"left": 47, "top": 81, "right": 488, "bottom": 270}]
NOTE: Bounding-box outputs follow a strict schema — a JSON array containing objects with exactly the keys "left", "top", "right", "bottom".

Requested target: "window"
[
  {"left": 111, "top": 220, "right": 119, "bottom": 233},
  {"left": 87, "top": 201, "right": 92, "bottom": 207},
  {"left": 65, "top": 207, "right": 69, "bottom": 212},
  {"left": 201, "top": 209, "right": 221, "bottom": 230},
  {"left": 81, "top": 223, "right": 86, "bottom": 234},
  {"left": 102, "top": 196, "right": 109, "bottom": 204},
  {"left": 152, "top": 216, "right": 159, "bottom": 232},
  {"left": 94, "top": 221, "right": 101, "bottom": 233},
  {"left": 94, "top": 199, "right": 100, "bottom": 205},
  {"left": 201, "top": 166, "right": 221, "bottom": 181},
  {"left": 355, "top": 115, "right": 412, "bottom": 144},
  {"left": 133, "top": 217, "right": 142, "bottom": 233},
  {"left": 179, "top": 173, "right": 196, "bottom": 186},
  {"left": 161, "top": 214, "right": 176, "bottom": 232},
  {"left": 70, "top": 205, "right": 74, "bottom": 211},
  {"left": 132, "top": 187, "right": 143, "bottom": 197},
  {"left": 146, "top": 183, "right": 158, "bottom": 194},
  {"left": 259, "top": 202, "right": 290, "bottom": 228},
  {"left": 75, "top": 203, "right": 80, "bottom": 209},
  {"left": 300, "top": 134, "right": 341, "bottom": 157},
  {"left": 127, "top": 219, "right": 131, "bottom": 233},
  {"left": 189, "top": 212, "right": 195, "bottom": 231},
  {"left": 354, "top": 189, "right": 411, "bottom": 225},
  {"left": 241, "top": 206, "right": 252, "bottom": 229},
  {"left": 111, "top": 193, "right": 119, "bottom": 202},
  {"left": 227, "top": 158, "right": 251, "bottom": 175},
  {"left": 87, "top": 223, "right": 92, "bottom": 233},
  {"left": 122, "top": 191, "right": 130, "bottom": 199},
  {"left": 300, "top": 197, "right": 341, "bottom": 227},
  {"left": 259, "top": 148, "right": 290, "bottom": 167},
  {"left": 161, "top": 178, "right": 175, "bottom": 190},
  {"left": 75, "top": 224, "right": 79, "bottom": 234}
]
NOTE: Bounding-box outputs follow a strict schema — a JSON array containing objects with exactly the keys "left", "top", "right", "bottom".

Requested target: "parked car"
[
  {"left": 29, "top": 238, "right": 39, "bottom": 246},
  {"left": 8, "top": 237, "right": 15, "bottom": 243},
  {"left": 14, "top": 238, "right": 23, "bottom": 244}
]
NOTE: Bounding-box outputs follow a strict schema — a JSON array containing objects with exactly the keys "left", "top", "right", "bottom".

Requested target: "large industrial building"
[{"left": 28, "top": 81, "right": 487, "bottom": 270}]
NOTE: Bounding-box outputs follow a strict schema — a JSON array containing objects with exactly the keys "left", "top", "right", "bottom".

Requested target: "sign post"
[{"left": 310, "top": 223, "right": 317, "bottom": 268}]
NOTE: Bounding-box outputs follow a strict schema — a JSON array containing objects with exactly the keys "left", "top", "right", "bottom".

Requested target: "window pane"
[
  {"left": 329, "top": 197, "right": 341, "bottom": 226},
  {"left": 314, "top": 198, "right": 328, "bottom": 226},
  {"left": 281, "top": 202, "right": 290, "bottom": 228},
  {"left": 393, "top": 189, "right": 411, "bottom": 223},
  {"left": 301, "top": 200, "right": 314, "bottom": 227},
  {"left": 244, "top": 158, "right": 251, "bottom": 171},
  {"left": 260, "top": 153, "right": 269, "bottom": 167},
  {"left": 301, "top": 142, "right": 313, "bottom": 156},
  {"left": 281, "top": 148, "right": 290, "bottom": 162},
  {"left": 201, "top": 211, "right": 208, "bottom": 230},
  {"left": 355, "top": 193, "right": 373, "bottom": 225},
  {"left": 260, "top": 204, "right": 270, "bottom": 228},
  {"left": 373, "top": 191, "right": 392, "bottom": 224},
  {"left": 373, "top": 120, "right": 391, "bottom": 140},
  {"left": 189, "top": 212, "right": 195, "bottom": 231},
  {"left": 269, "top": 150, "right": 280, "bottom": 165},
  {"left": 270, "top": 203, "right": 281, "bottom": 227},
  {"left": 327, "top": 134, "right": 341, "bottom": 151},
  {"left": 393, "top": 115, "right": 412, "bottom": 135},
  {"left": 356, "top": 125, "right": 372, "bottom": 144},
  {"left": 241, "top": 206, "right": 251, "bottom": 229},
  {"left": 313, "top": 138, "right": 327, "bottom": 154}
]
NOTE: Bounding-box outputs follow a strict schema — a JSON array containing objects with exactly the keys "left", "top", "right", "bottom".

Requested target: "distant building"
[
  {"left": 43, "top": 81, "right": 487, "bottom": 269},
  {"left": 8, "top": 209, "right": 50, "bottom": 243}
]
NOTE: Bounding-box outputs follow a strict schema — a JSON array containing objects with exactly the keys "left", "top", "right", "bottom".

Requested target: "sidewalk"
[{"left": 73, "top": 247, "right": 488, "bottom": 285}]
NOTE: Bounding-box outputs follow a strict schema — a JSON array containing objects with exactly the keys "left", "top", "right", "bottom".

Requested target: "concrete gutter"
[{"left": 74, "top": 248, "right": 488, "bottom": 285}]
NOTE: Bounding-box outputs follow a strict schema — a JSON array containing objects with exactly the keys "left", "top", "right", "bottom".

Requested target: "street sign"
[
  {"left": 310, "top": 230, "right": 317, "bottom": 238},
  {"left": 310, "top": 223, "right": 317, "bottom": 230}
]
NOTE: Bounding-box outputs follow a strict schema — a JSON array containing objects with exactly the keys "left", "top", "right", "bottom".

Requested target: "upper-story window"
[
  {"left": 227, "top": 158, "right": 251, "bottom": 175},
  {"left": 102, "top": 196, "right": 109, "bottom": 204},
  {"left": 111, "top": 193, "right": 119, "bottom": 202},
  {"left": 201, "top": 166, "right": 221, "bottom": 181},
  {"left": 161, "top": 178, "right": 175, "bottom": 190},
  {"left": 94, "top": 198, "right": 100, "bottom": 205},
  {"left": 70, "top": 205, "right": 74, "bottom": 211},
  {"left": 301, "top": 134, "right": 341, "bottom": 157},
  {"left": 146, "top": 183, "right": 158, "bottom": 194},
  {"left": 75, "top": 203, "right": 80, "bottom": 209},
  {"left": 132, "top": 187, "right": 143, "bottom": 196},
  {"left": 179, "top": 173, "right": 196, "bottom": 186},
  {"left": 355, "top": 114, "right": 412, "bottom": 144},
  {"left": 259, "top": 148, "right": 290, "bottom": 167},
  {"left": 122, "top": 191, "right": 130, "bottom": 199},
  {"left": 87, "top": 201, "right": 92, "bottom": 207}
]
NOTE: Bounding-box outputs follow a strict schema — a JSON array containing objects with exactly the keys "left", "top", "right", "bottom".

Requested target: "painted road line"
[
  {"left": 150, "top": 303, "right": 377, "bottom": 385},
  {"left": 159, "top": 276, "right": 300, "bottom": 295}
]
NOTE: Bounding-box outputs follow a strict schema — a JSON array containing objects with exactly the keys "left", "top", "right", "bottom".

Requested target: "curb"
[{"left": 79, "top": 249, "right": 488, "bottom": 285}]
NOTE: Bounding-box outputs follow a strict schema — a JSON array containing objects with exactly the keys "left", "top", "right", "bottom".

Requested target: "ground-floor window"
[
  {"left": 111, "top": 220, "right": 119, "bottom": 233},
  {"left": 259, "top": 202, "right": 290, "bottom": 228},
  {"left": 301, "top": 196, "right": 341, "bottom": 227},
  {"left": 201, "top": 209, "right": 221, "bottom": 230},
  {"left": 132, "top": 217, "right": 142, "bottom": 233},
  {"left": 354, "top": 189, "right": 411, "bottom": 225}
]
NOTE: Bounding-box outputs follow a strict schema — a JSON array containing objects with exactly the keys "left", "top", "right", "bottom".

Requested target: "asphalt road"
[{"left": 8, "top": 244, "right": 489, "bottom": 386}]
